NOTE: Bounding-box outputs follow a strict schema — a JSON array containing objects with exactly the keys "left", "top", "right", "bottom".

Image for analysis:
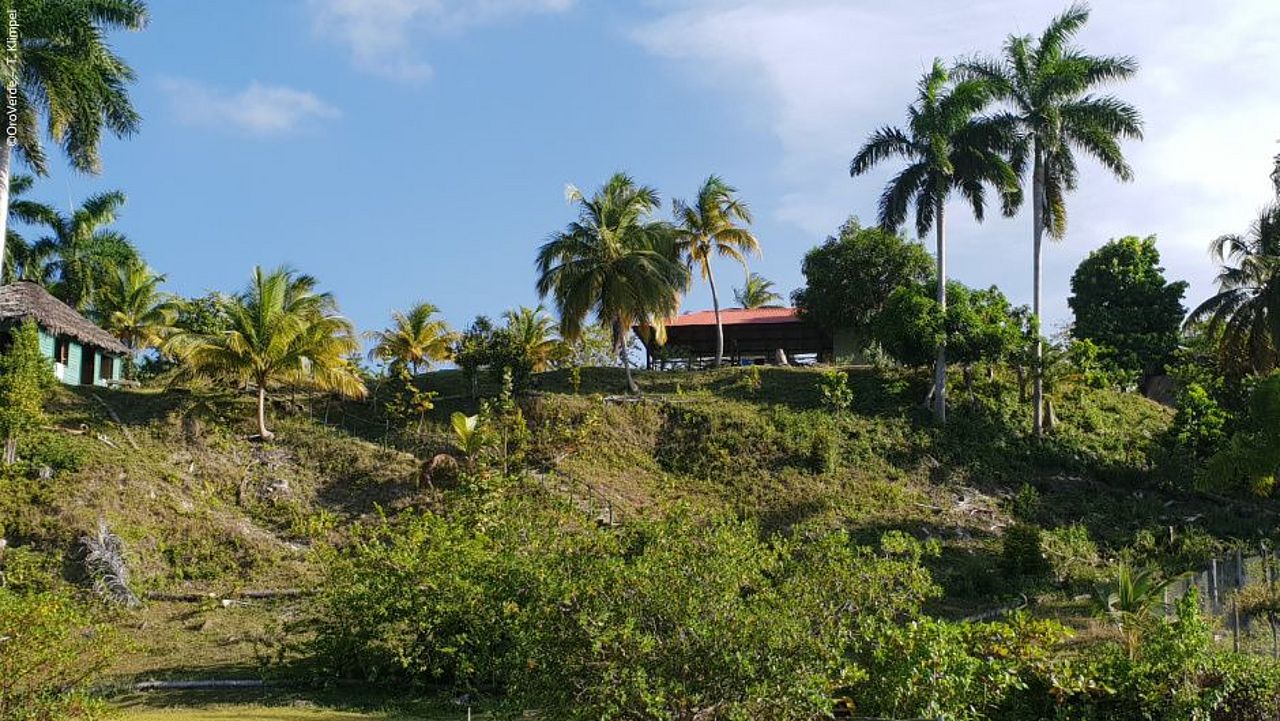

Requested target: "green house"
[{"left": 0, "top": 281, "right": 129, "bottom": 386}]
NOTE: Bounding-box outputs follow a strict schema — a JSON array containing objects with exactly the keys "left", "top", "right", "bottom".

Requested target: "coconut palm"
[
  {"left": 29, "top": 190, "right": 138, "bottom": 309},
  {"left": 91, "top": 260, "right": 177, "bottom": 353},
  {"left": 959, "top": 2, "right": 1143, "bottom": 436},
  {"left": 1092, "top": 562, "right": 1170, "bottom": 659},
  {"left": 672, "top": 175, "right": 760, "bottom": 367},
  {"left": 168, "top": 266, "right": 366, "bottom": 440},
  {"left": 367, "top": 302, "right": 455, "bottom": 375},
  {"left": 850, "top": 58, "right": 1021, "bottom": 424},
  {"left": 536, "top": 173, "right": 689, "bottom": 393},
  {"left": 2, "top": 175, "right": 57, "bottom": 283},
  {"left": 733, "top": 272, "right": 783, "bottom": 309},
  {"left": 0, "top": 0, "right": 148, "bottom": 279},
  {"left": 502, "top": 305, "right": 562, "bottom": 373},
  {"left": 1185, "top": 203, "right": 1280, "bottom": 375}
]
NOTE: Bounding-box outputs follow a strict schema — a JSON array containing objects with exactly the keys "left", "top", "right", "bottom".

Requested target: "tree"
[
  {"left": 367, "top": 302, "right": 455, "bottom": 375},
  {"left": 1068, "top": 236, "right": 1187, "bottom": 384},
  {"left": 0, "top": 320, "right": 51, "bottom": 465},
  {"left": 960, "top": 2, "right": 1143, "bottom": 436},
  {"left": 28, "top": 190, "right": 139, "bottom": 309},
  {"left": 502, "top": 305, "right": 562, "bottom": 374},
  {"left": 0, "top": 0, "right": 148, "bottom": 279},
  {"left": 167, "top": 266, "right": 366, "bottom": 440},
  {"left": 792, "top": 218, "right": 932, "bottom": 345},
  {"left": 1092, "top": 562, "right": 1170, "bottom": 660},
  {"left": 1, "top": 175, "right": 57, "bottom": 283},
  {"left": 851, "top": 59, "right": 1021, "bottom": 423},
  {"left": 536, "top": 173, "right": 689, "bottom": 393},
  {"left": 672, "top": 175, "right": 760, "bottom": 367},
  {"left": 1186, "top": 203, "right": 1280, "bottom": 375},
  {"left": 1272, "top": 150, "right": 1279, "bottom": 196},
  {"left": 733, "top": 272, "right": 783, "bottom": 309},
  {"left": 91, "top": 260, "right": 177, "bottom": 355}
]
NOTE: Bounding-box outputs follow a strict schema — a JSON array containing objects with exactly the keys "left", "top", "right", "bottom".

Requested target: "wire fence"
[{"left": 1165, "top": 543, "right": 1280, "bottom": 657}]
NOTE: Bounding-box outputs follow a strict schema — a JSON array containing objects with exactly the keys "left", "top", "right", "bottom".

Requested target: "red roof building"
[{"left": 637, "top": 307, "right": 832, "bottom": 367}]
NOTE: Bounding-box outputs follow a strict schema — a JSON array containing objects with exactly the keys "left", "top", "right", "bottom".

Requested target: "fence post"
[
  {"left": 1237, "top": 548, "right": 1246, "bottom": 589},
  {"left": 1211, "top": 558, "right": 1220, "bottom": 612},
  {"left": 1233, "top": 596, "right": 1240, "bottom": 653}
]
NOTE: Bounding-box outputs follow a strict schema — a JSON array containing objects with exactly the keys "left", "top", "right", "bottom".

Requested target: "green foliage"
[
  {"left": 792, "top": 218, "right": 932, "bottom": 343},
  {"left": 1040, "top": 524, "right": 1102, "bottom": 586},
  {"left": 733, "top": 272, "right": 783, "bottom": 309},
  {"left": 1201, "top": 371, "right": 1280, "bottom": 495},
  {"left": 875, "top": 281, "right": 1028, "bottom": 370},
  {"left": 1010, "top": 482, "right": 1040, "bottom": 521},
  {"left": 817, "top": 369, "right": 853, "bottom": 413},
  {"left": 380, "top": 362, "right": 437, "bottom": 433},
  {"left": 1069, "top": 236, "right": 1187, "bottom": 380},
  {"left": 0, "top": 588, "right": 120, "bottom": 721},
  {"left": 1167, "top": 382, "right": 1230, "bottom": 467},
  {"left": 366, "top": 301, "right": 455, "bottom": 374},
  {"left": 0, "top": 321, "right": 53, "bottom": 463},
  {"left": 1001, "top": 523, "right": 1049, "bottom": 577}
]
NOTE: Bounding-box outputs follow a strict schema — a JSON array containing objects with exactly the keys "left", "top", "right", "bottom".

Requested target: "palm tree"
[
  {"left": 536, "top": 173, "right": 689, "bottom": 393},
  {"left": 168, "top": 266, "right": 366, "bottom": 440},
  {"left": 0, "top": 0, "right": 148, "bottom": 279},
  {"left": 1185, "top": 203, "right": 1280, "bottom": 374},
  {"left": 960, "top": 2, "right": 1142, "bottom": 436},
  {"left": 2, "top": 175, "right": 57, "bottom": 283},
  {"left": 30, "top": 190, "right": 139, "bottom": 309},
  {"left": 367, "top": 302, "right": 455, "bottom": 375},
  {"left": 733, "top": 272, "right": 783, "bottom": 309},
  {"left": 850, "top": 59, "right": 1020, "bottom": 424},
  {"left": 502, "top": 305, "right": 562, "bottom": 373},
  {"left": 91, "top": 260, "right": 177, "bottom": 354},
  {"left": 672, "top": 175, "right": 760, "bottom": 367},
  {"left": 1092, "top": 562, "right": 1170, "bottom": 659}
]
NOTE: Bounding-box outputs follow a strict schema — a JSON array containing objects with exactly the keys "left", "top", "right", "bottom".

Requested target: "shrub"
[
  {"left": 0, "top": 588, "right": 120, "bottom": 721},
  {"left": 818, "top": 370, "right": 853, "bottom": 413},
  {"left": 1001, "top": 523, "right": 1049, "bottom": 577}
]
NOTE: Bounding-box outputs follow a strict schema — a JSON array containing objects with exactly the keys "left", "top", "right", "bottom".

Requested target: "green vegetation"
[
  {"left": 731, "top": 272, "right": 782, "bottom": 309},
  {"left": 0, "top": 320, "right": 52, "bottom": 465}
]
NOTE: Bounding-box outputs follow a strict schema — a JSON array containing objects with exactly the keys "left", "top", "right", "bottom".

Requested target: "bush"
[
  {"left": 1001, "top": 523, "right": 1049, "bottom": 577},
  {"left": 0, "top": 588, "right": 119, "bottom": 721},
  {"left": 818, "top": 370, "right": 853, "bottom": 413}
]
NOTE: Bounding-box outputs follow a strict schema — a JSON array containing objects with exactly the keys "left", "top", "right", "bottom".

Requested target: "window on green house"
[
  {"left": 99, "top": 354, "right": 114, "bottom": 380},
  {"left": 54, "top": 337, "right": 70, "bottom": 364}
]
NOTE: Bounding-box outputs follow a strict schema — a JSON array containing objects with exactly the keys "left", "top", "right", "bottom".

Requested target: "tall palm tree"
[
  {"left": 1185, "top": 203, "right": 1280, "bottom": 375},
  {"left": 168, "top": 266, "right": 365, "bottom": 440},
  {"left": 0, "top": 0, "right": 148, "bottom": 278},
  {"left": 672, "top": 175, "right": 760, "bottom": 367},
  {"left": 536, "top": 172, "right": 689, "bottom": 393},
  {"left": 30, "top": 190, "right": 138, "bottom": 309},
  {"left": 733, "top": 272, "right": 783, "bottom": 309},
  {"left": 2, "top": 175, "right": 57, "bottom": 283},
  {"left": 366, "top": 301, "right": 455, "bottom": 375},
  {"left": 960, "top": 2, "right": 1142, "bottom": 436},
  {"left": 91, "top": 260, "right": 176, "bottom": 354},
  {"left": 502, "top": 305, "right": 562, "bottom": 373},
  {"left": 850, "top": 59, "right": 1020, "bottom": 424}
]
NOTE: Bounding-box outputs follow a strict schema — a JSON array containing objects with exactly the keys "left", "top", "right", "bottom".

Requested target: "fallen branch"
[
  {"left": 134, "top": 679, "right": 275, "bottom": 691},
  {"left": 91, "top": 394, "right": 140, "bottom": 451}
]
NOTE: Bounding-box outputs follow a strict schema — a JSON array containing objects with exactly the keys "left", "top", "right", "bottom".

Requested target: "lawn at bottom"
[{"left": 113, "top": 688, "right": 484, "bottom": 721}]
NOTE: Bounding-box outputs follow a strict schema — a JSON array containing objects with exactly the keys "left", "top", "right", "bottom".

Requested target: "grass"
[{"left": 113, "top": 688, "right": 478, "bottom": 721}]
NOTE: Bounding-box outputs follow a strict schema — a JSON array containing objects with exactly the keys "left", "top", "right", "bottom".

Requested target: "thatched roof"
[{"left": 0, "top": 281, "right": 129, "bottom": 355}]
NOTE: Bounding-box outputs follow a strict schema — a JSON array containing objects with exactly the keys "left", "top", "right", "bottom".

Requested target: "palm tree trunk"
[
  {"left": 708, "top": 266, "right": 724, "bottom": 368},
  {"left": 618, "top": 319, "right": 638, "bottom": 394},
  {"left": 0, "top": 142, "right": 11, "bottom": 279},
  {"left": 934, "top": 198, "right": 947, "bottom": 425},
  {"left": 256, "top": 384, "right": 274, "bottom": 440},
  {"left": 1032, "top": 141, "right": 1046, "bottom": 438}
]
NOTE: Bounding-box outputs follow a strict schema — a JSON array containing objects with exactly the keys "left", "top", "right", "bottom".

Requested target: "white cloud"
[
  {"left": 160, "top": 78, "right": 341, "bottom": 136},
  {"left": 633, "top": 0, "right": 1280, "bottom": 325},
  {"left": 310, "top": 0, "right": 575, "bottom": 80}
]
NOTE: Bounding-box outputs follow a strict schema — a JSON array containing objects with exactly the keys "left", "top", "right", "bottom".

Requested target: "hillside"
[{"left": 4, "top": 366, "right": 1276, "bottom": 699}]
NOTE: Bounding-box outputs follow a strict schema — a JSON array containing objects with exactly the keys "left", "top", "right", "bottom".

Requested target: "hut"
[
  {"left": 0, "top": 280, "right": 129, "bottom": 386},
  {"left": 638, "top": 307, "right": 833, "bottom": 368}
]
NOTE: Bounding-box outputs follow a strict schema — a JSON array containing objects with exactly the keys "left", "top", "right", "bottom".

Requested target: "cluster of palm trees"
[
  {"left": 534, "top": 173, "right": 763, "bottom": 391},
  {"left": 852, "top": 2, "right": 1142, "bottom": 430}
]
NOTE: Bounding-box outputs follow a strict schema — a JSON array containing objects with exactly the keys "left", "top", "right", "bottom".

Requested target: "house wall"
[{"left": 5, "top": 323, "right": 124, "bottom": 386}]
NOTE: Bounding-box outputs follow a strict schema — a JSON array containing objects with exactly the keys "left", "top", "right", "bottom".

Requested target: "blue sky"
[{"left": 28, "top": 0, "right": 1280, "bottom": 341}]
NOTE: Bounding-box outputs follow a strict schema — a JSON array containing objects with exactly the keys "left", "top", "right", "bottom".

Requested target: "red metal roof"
[{"left": 662, "top": 307, "right": 800, "bottom": 328}]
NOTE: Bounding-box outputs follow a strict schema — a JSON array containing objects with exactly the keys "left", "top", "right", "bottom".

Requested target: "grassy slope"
[{"left": 6, "top": 365, "right": 1277, "bottom": 710}]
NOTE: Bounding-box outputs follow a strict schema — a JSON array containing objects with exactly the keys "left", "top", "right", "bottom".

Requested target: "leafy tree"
[
  {"left": 1185, "top": 203, "right": 1280, "bottom": 375},
  {"left": 793, "top": 218, "right": 932, "bottom": 346},
  {"left": 91, "top": 260, "right": 177, "bottom": 354},
  {"left": 381, "top": 362, "right": 437, "bottom": 434},
  {"left": 0, "top": 0, "right": 148, "bottom": 282},
  {"left": 28, "top": 190, "right": 139, "bottom": 309},
  {"left": 174, "top": 292, "right": 234, "bottom": 336},
  {"left": 1202, "top": 371, "right": 1280, "bottom": 496},
  {"left": 167, "top": 266, "right": 366, "bottom": 440},
  {"left": 0, "top": 320, "right": 51, "bottom": 465},
  {"left": 960, "top": 2, "right": 1143, "bottom": 436},
  {"left": 553, "top": 322, "right": 633, "bottom": 369},
  {"left": 672, "top": 175, "right": 760, "bottom": 367},
  {"left": 453, "top": 315, "right": 497, "bottom": 398},
  {"left": 851, "top": 58, "right": 1021, "bottom": 423},
  {"left": 536, "top": 173, "right": 689, "bottom": 393},
  {"left": 733, "top": 272, "right": 783, "bottom": 309},
  {"left": 1068, "top": 235, "right": 1187, "bottom": 383},
  {"left": 1, "top": 175, "right": 57, "bottom": 283},
  {"left": 367, "top": 301, "right": 455, "bottom": 375}
]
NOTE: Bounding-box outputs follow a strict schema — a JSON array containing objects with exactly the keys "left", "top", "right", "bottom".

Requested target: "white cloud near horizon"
[
  {"left": 633, "top": 0, "right": 1280, "bottom": 327},
  {"left": 160, "top": 78, "right": 341, "bottom": 136},
  {"left": 310, "top": 0, "right": 575, "bottom": 80}
]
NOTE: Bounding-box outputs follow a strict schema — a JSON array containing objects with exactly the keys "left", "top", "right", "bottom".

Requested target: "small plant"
[
  {"left": 818, "top": 369, "right": 854, "bottom": 413},
  {"left": 1001, "top": 523, "right": 1049, "bottom": 577},
  {"left": 1010, "top": 483, "right": 1041, "bottom": 521},
  {"left": 450, "top": 412, "right": 487, "bottom": 466},
  {"left": 736, "top": 365, "right": 763, "bottom": 394},
  {"left": 1092, "top": 561, "right": 1171, "bottom": 659},
  {"left": 569, "top": 364, "right": 582, "bottom": 394}
]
